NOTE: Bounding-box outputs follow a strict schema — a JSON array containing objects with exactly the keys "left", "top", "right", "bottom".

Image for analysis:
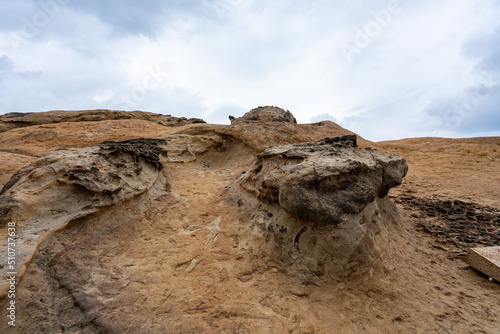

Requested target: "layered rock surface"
[
  {"left": 0, "top": 109, "right": 205, "bottom": 133},
  {"left": 0, "top": 139, "right": 167, "bottom": 295}
]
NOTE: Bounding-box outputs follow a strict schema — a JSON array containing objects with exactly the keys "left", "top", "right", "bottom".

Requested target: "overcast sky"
[{"left": 0, "top": 0, "right": 499, "bottom": 141}]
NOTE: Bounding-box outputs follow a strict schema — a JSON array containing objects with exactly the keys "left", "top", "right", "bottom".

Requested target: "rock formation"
[
  {"left": 0, "top": 139, "right": 167, "bottom": 295},
  {"left": 0, "top": 109, "right": 205, "bottom": 133},
  {"left": 158, "top": 133, "right": 224, "bottom": 163},
  {"left": 240, "top": 135, "right": 407, "bottom": 225},
  {"left": 0, "top": 108, "right": 498, "bottom": 333},
  {"left": 229, "top": 106, "right": 297, "bottom": 124},
  {"left": 237, "top": 135, "right": 408, "bottom": 275}
]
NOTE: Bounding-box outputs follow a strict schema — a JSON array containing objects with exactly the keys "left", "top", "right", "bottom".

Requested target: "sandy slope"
[
  {"left": 0, "top": 116, "right": 499, "bottom": 333},
  {"left": 377, "top": 137, "right": 500, "bottom": 207}
]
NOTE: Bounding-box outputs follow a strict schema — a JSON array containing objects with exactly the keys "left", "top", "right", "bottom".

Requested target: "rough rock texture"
[
  {"left": 0, "top": 119, "right": 211, "bottom": 159},
  {"left": 159, "top": 133, "right": 224, "bottom": 163},
  {"left": 0, "top": 109, "right": 499, "bottom": 333},
  {"left": 238, "top": 135, "right": 408, "bottom": 275},
  {"left": 395, "top": 196, "right": 500, "bottom": 257},
  {"left": 230, "top": 106, "right": 297, "bottom": 124},
  {"left": 0, "top": 109, "right": 205, "bottom": 133},
  {"left": 216, "top": 119, "right": 371, "bottom": 152},
  {"left": 0, "top": 139, "right": 167, "bottom": 296},
  {"left": 241, "top": 135, "right": 407, "bottom": 226}
]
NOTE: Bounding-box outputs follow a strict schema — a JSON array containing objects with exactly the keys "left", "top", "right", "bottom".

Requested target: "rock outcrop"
[
  {"left": 217, "top": 118, "right": 371, "bottom": 152},
  {"left": 0, "top": 139, "right": 167, "bottom": 295},
  {"left": 238, "top": 135, "right": 408, "bottom": 275},
  {"left": 230, "top": 106, "right": 297, "bottom": 124},
  {"left": 2, "top": 109, "right": 498, "bottom": 333},
  {"left": 0, "top": 109, "right": 205, "bottom": 133},
  {"left": 241, "top": 135, "right": 407, "bottom": 225}
]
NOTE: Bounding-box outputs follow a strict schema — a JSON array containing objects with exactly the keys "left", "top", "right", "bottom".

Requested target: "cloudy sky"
[{"left": 0, "top": 0, "right": 499, "bottom": 141}]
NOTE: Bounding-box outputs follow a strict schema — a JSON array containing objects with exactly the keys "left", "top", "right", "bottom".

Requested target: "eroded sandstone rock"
[
  {"left": 216, "top": 117, "right": 372, "bottom": 152},
  {"left": 241, "top": 135, "right": 407, "bottom": 225},
  {"left": 158, "top": 133, "right": 224, "bottom": 162},
  {"left": 230, "top": 106, "right": 297, "bottom": 124},
  {"left": 0, "top": 139, "right": 167, "bottom": 296},
  {"left": 0, "top": 109, "right": 205, "bottom": 133},
  {"left": 238, "top": 135, "right": 408, "bottom": 275}
]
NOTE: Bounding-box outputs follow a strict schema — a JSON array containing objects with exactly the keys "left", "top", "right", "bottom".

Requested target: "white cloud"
[{"left": 0, "top": 0, "right": 499, "bottom": 140}]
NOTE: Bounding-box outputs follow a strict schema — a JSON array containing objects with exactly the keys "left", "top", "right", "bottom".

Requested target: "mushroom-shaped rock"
[
  {"left": 240, "top": 135, "right": 407, "bottom": 226},
  {"left": 238, "top": 135, "right": 408, "bottom": 275}
]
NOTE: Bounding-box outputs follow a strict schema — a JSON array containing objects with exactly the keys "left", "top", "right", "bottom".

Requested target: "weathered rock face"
[
  {"left": 1, "top": 110, "right": 499, "bottom": 333},
  {"left": 241, "top": 135, "right": 407, "bottom": 226},
  {"left": 0, "top": 139, "right": 167, "bottom": 295},
  {"left": 216, "top": 118, "right": 372, "bottom": 152},
  {"left": 0, "top": 109, "right": 205, "bottom": 133},
  {"left": 159, "top": 133, "right": 224, "bottom": 162},
  {"left": 238, "top": 135, "right": 408, "bottom": 275},
  {"left": 230, "top": 106, "right": 297, "bottom": 124}
]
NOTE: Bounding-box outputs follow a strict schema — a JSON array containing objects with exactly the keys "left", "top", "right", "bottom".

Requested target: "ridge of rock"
[
  {"left": 215, "top": 119, "right": 371, "bottom": 152},
  {"left": 0, "top": 109, "right": 205, "bottom": 133}
]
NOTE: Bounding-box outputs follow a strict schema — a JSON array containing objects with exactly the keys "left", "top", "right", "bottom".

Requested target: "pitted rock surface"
[
  {"left": 395, "top": 196, "right": 500, "bottom": 257},
  {"left": 97, "top": 138, "right": 167, "bottom": 170}
]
